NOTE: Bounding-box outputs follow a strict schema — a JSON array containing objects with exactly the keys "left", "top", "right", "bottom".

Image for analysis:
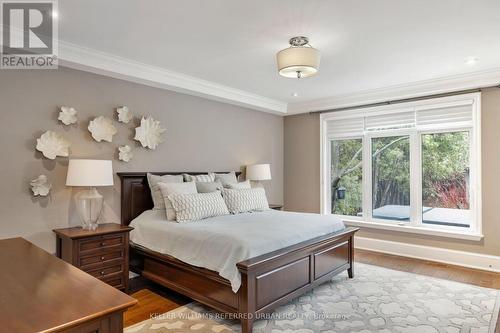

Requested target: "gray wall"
[
  {"left": 0, "top": 67, "right": 283, "bottom": 253},
  {"left": 284, "top": 88, "right": 500, "bottom": 256}
]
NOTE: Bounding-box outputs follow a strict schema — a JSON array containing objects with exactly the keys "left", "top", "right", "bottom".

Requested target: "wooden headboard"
[{"left": 118, "top": 172, "right": 241, "bottom": 226}]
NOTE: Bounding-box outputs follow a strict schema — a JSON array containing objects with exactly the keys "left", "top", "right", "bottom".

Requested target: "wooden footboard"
[
  {"left": 130, "top": 227, "right": 358, "bottom": 333},
  {"left": 236, "top": 227, "right": 357, "bottom": 331}
]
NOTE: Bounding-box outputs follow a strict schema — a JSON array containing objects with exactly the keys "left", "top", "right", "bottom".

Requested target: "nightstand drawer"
[
  {"left": 86, "top": 264, "right": 124, "bottom": 279},
  {"left": 79, "top": 234, "right": 124, "bottom": 252},
  {"left": 79, "top": 249, "right": 124, "bottom": 267}
]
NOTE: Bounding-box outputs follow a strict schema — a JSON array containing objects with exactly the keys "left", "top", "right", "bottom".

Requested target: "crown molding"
[
  {"left": 287, "top": 68, "right": 500, "bottom": 115},
  {"left": 57, "top": 40, "right": 288, "bottom": 114},
  {"left": 10, "top": 37, "right": 500, "bottom": 116}
]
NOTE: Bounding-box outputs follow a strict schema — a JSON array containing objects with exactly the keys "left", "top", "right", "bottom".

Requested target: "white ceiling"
[{"left": 57, "top": 0, "right": 500, "bottom": 114}]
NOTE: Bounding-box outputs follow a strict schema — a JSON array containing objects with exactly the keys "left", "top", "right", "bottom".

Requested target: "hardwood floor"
[
  {"left": 124, "top": 289, "right": 184, "bottom": 327},
  {"left": 124, "top": 249, "right": 500, "bottom": 331},
  {"left": 355, "top": 249, "right": 500, "bottom": 289},
  {"left": 124, "top": 277, "right": 190, "bottom": 327}
]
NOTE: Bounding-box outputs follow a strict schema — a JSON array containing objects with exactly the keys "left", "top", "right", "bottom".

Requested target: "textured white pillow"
[
  {"left": 147, "top": 173, "right": 184, "bottom": 210},
  {"left": 222, "top": 188, "right": 269, "bottom": 214},
  {"left": 183, "top": 173, "right": 215, "bottom": 183},
  {"left": 168, "top": 192, "right": 229, "bottom": 222},
  {"left": 225, "top": 180, "right": 251, "bottom": 189},
  {"left": 158, "top": 182, "right": 197, "bottom": 220}
]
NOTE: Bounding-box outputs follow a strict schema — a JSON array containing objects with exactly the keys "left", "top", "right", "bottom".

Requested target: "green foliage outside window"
[{"left": 331, "top": 131, "right": 470, "bottom": 216}]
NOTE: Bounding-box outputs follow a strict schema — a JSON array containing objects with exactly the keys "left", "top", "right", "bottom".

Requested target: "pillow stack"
[
  {"left": 146, "top": 171, "right": 271, "bottom": 223},
  {"left": 157, "top": 182, "right": 197, "bottom": 221},
  {"left": 146, "top": 173, "right": 183, "bottom": 210}
]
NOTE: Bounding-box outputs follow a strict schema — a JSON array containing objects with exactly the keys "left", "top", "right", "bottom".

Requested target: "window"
[
  {"left": 421, "top": 131, "right": 471, "bottom": 227},
  {"left": 371, "top": 135, "right": 410, "bottom": 221},
  {"left": 320, "top": 93, "right": 481, "bottom": 238},
  {"left": 330, "top": 138, "right": 362, "bottom": 217}
]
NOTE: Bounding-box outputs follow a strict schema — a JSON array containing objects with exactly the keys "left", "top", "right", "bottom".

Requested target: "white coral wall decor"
[
  {"left": 88, "top": 116, "right": 117, "bottom": 142},
  {"left": 134, "top": 116, "right": 165, "bottom": 150},
  {"left": 36, "top": 130, "right": 71, "bottom": 159},
  {"left": 118, "top": 145, "right": 133, "bottom": 162},
  {"left": 30, "top": 175, "right": 52, "bottom": 196},
  {"left": 117, "top": 106, "right": 132, "bottom": 124},
  {"left": 58, "top": 106, "right": 77, "bottom": 125}
]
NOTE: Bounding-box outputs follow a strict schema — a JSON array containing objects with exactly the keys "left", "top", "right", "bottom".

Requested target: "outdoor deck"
[{"left": 371, "top": 205, "right": 470, "bottom": 227}]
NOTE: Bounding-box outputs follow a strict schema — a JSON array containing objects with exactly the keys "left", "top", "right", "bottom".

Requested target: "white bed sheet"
[{"left": 129, "top": 209, "right": 345, "bottom": 292}]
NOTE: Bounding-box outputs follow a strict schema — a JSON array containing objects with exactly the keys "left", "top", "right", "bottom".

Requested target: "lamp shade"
[
  {"left": 66, "top": 159, "right": 114, "bottom": 187},
  {"left": 246, "top": 164, "right": 271, "bottom": 181},
  {"left": 277, "top": 46, "right": 320, "bottom": 78}
]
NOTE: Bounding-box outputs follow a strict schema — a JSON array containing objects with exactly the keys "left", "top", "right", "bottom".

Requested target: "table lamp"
[
  {"left": 66, "top": 159, "right": 114, "bottom": 230},
  {"left": 246, "top": 164, "right": 271, "bottom": 188}
]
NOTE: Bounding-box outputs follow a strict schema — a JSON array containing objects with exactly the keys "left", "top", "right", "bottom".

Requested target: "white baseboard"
[{"left": 355, "top": 236, "right": 500, "bottom": 273}]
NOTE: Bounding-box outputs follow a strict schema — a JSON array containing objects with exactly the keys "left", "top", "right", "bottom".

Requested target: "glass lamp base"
[{"left": 75, "top": 187, "right": 103, "bottom": 230}]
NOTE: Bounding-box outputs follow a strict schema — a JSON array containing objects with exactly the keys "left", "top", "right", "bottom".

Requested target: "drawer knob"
[
  {"left": 101, "top": 242, "right": 105, "bottom": 246},
  {"left": 101, "top": 271, "right": 105, "bottom": 275},
  {"left": 100, "top": 256, "right": 105, "bottom": 260}
]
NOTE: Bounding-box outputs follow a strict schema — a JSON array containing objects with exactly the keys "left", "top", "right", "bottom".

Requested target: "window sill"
[{"left": 343, "top": 219, "right": 483, "bottom": 241}]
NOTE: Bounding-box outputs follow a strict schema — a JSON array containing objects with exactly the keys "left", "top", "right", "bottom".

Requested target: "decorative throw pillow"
[
  {"left": 168, "top": 192, "right": 229, "bottom": 222},
  {"left": 147, "top": 173, "right": 184, "bottom": 210},
  {"left": 222, "top": 188, "right": 269, "bottom": 214},
  {"left": 183, "top": 173, "right": 215, "bottom": 183},
  {"left": 225, "top": 180, "right": 251, "bottom": 190},
  {"left": 214, "top": 171, "right": 238, "bottom": 186},
  {"left": 158, "top": 182, "right": 197, "bottom": 220},
  {"left": 196, "top": 181, "right": 223, "bottom": 193}
]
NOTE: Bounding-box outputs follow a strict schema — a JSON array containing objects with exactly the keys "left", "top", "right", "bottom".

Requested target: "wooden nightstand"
[
  {"left": 53, "top": 223, "right": 133, "bottom": 292},
  {"left": 269, "top": 204, "right": 283, "bottom": 211}
]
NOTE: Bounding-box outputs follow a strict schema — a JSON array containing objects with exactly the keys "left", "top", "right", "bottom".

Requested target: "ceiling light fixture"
[{"left": 277, "top": 36, "right": 320, "bottom": 79}]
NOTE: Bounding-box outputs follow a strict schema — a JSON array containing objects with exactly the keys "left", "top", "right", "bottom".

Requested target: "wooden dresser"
[
  {"left": 54, "top": 224, "right": 133, "bottom": 291},
  {"left": 0, "top": 237, "right": 136, "bottom": 333}
]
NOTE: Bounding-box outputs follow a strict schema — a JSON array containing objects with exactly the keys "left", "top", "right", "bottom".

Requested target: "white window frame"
[{"left": 320, "top": 93, "right": 482, "bottom": 241}]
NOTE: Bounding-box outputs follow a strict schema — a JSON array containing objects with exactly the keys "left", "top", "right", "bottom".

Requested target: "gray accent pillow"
[
  {"left": 196, "top": 181, "right": 223, "bottom": 193},
  {"left": 183, "top": 173, "right": 215, "bottom": 183},
  {"left": 158, "top": 182, "right": 197, "bottom": 221},
  {"left": 168, "top": 192, "right": 230, "bottom": 222},
  {"left": 147, "top": 173, "right": 184, "bottom": 210},
  {"left": 214, "top": 171, "right": 238, "bottom": 186},
  {"left": 225, "top": 180, "right": 251, "bottom": 190},
  {"left": 222, "top": 188, "right": 269, "bottom": 214}
]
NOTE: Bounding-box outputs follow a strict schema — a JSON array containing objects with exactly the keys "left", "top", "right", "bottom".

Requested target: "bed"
[{"left": 119, "top": 172, "right": 358, "bottom": 333}]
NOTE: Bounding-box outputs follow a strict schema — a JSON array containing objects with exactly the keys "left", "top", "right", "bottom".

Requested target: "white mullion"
[
  {"left": 363, "top": 134, "right": 372, "bottom": 221},
  {"left": 409, "top": 131, "right": 422, "bottom": 226},
  {"left": 325, "top": 139, "right": 332, "bottom": 215}
]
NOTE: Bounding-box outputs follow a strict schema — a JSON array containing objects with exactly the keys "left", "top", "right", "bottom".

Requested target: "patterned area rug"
[{"left": 125, "top": 263, "right": 499, "bottom": 332}]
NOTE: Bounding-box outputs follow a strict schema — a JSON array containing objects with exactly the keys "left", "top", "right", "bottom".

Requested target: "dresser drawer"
[
  {"left": 79, "top": 249, "right": 124, "bottom": 268},
  {"left": 79, "top": 234, "right": 124, "bottom": 252},
  {"left": 86, "top": 263, "right": 124, "bottom": 278}
]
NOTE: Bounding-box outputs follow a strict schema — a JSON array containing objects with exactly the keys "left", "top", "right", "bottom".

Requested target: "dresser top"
[
  {"left": 0, "top": 237, "right": 137, "bottom": 332},
  {"left": 53, "top": 223, "right": 133, "bottom": 239}
]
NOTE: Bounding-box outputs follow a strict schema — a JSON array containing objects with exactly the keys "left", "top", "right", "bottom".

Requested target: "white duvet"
[{"left": 129, "top": 209, "right": 345, "bottom": 292}]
